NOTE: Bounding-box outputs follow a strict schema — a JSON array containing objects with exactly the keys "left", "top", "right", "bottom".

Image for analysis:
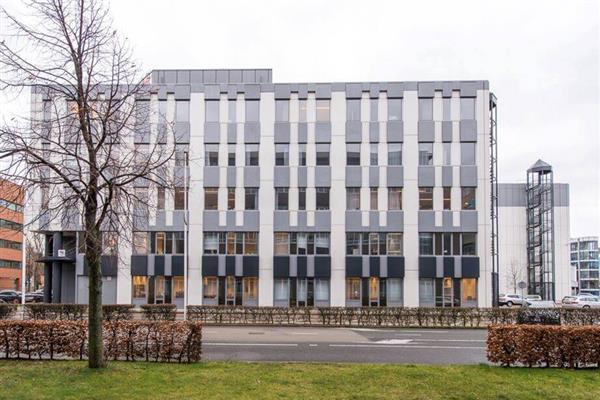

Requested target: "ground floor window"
[
  {"left": 419, "top": 278, "right": 478, "bottom": 307},
  {"left": 132, "top": 276, "right": 147, "bottom": 298},
  {"left": 387, "top": 278, "right": 403, "bottom": 303},
  {"left": 274, "top": 278, "right": 289, "bottom": 301},
  {"left": 203, "top": 277, "right": 217, "bottom": 300},
  {"left": 243, "top": 277, "right": 258, "bottom": 302},
  {"left": 346, "top": 278, "right": 361, "bottom": 301},
  {"left": 173, "top": 276, "right": 185, "bottom": 299},
  {"left": 345, "top": 278, "right": 403, "bottom": 306},
  {"left": 314, "top": 279, "right": 330, "bottom": 302}
]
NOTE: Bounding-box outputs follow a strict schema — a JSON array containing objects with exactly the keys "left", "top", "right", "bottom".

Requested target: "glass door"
[
  {"left": 369, "top": 277, "right": 380, "bottom": 307},
  {"left": 442, "top": 277, "right": 453, "bottom": 307}
]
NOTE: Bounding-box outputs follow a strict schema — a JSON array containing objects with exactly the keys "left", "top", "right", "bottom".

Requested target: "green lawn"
[{"left": 0, "top": 361, "right": 598, "bottom": 400}]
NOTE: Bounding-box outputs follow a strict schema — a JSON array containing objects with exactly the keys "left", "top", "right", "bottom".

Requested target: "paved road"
[{"left": 202, "top": 326, "right": 488, "bottom": 364}]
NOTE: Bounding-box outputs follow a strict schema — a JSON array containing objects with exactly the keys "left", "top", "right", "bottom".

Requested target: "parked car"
[
  {"left": 25, "top": 291, "right": 44, "bottom": 303},
  {"left": 0, "top": 290, "right": 21, "bottom": 304},
  {"left": 498, "top": 294, "right": 525, "bottom": 307},
  {"left": 0, "top": 298, "right": 6, "bottom": 304},
  {"left": 561, "top": 295, "right": 600, "bottom": 309},
  {"left": 525, "top": 300, "right": 557, "bottom": 308},
  {"left": 525, "top": 295, "right": 542, "bottom": 301},
  {"left": 579, "top": 289, "right": 600, "bottom": 297}
]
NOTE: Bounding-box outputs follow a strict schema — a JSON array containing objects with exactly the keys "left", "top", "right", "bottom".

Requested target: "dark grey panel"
[
  {"left": 243, "top": 256, "right": 259, "bottom": 277},
  {"left": 83, "top": 256, "right": 117, "bottom": 277},
  {"left": 418, "top": 211, "right": 436, "bottom": 231},
  {"left": 460, "top": 166, "right": 477, "bottom": 187},
  {"left": 554, "top": 184, "right": 570, "bottom": 207},
  {"left": 154, "top": 256, "right": 165, "bottom": 276},
  {"left": 419, "top": 257, "right": 437, "bottom": 278},
  {"left": 369, "top": 122, "right": 379, "bottom": 142},
  {"left": 459, "top": 82, "right": 479, "bottom": 97},
  {"left": 460, "top": 211, "right": 478, "bottom": 230},
  {"left": 460, "top": 120, "right": 477, "bottom": 141},
  {"left": 387, "top": 83, "right": 405, "bottom": 98},
  {"left": 314, "top": 211, "right": 331, "bottom": 230},
  {"left": 245, "top": 84, "right": 260, "bottom": 100},
  {"left": 244, "top": 167, "right": 260, "bottom": 187},
  {"left": 297, "top": 256, "right": 307, "bottom": 278},
  {"left": 172, "top": 255, "right": 184, "bottom": 276},
  {"left": 227, "top": 167, "right": 236, "bottom": 187},
  {"left": 346, "top": 166, "right": 362, "bottom": 186},
  {"left": 226, "top": 256, "right": 236, "bottom": 276},
  {"left": 314, "top": 167, "right": 331, "bottom": 187},
  {"left": 345, "top": 121, "right": 362, "bottom": 142},
  {"left": 498, "top": 183, "right": 527, "bottom": 207},
  {"left": 273, "top": 211, "right": 289, "bottom": 231},
  {"left": 387, "top": 211, "right": 404, "bottom": 230},
  {"left": 244, "top": 122, "right": 261, "bottom": 143},
  {"left": 442, "top": 121, "right": 453, "bottom": 142},
  {"left": 315, "top": 84, "right": 331, "bottom": 99},
  {"left": 204, "top": 122, "right": 220, "bottom": 143},
  {"left": 174, "top": 85, "right": 191, "bottom": 100},
  {"left": 369, "top": 257, "right": 380, "bottom": 277},
  {"left": 274, "top": 84, "right": 291, "bottom": 99},
  {"left": 418, "top": 166, "right": 435, "bottom": 186},
  {"left": 204, "top": 85, "right": 220, "bottom": 99},
  {"left": 244, "top": 211, "right": 260, "bottom": 230},
  {"left": 387, "top": 166, "right": 404, "bottom": 186},
  {"left": 274, "top": 256, "right": 290, "bottom": 278},
  {"left": 274, "top": 122, "right": 291, "bottom": 143},
  {"left": 202, "top": 255, "right": 219, "bottom": 276},
  {"left": 227, "top": 123, "right": 237, "bottom": 143},
  {"left": 297, "top": 123, "right": 308, "bottom": 143},
  {"left": 274, "top": 167, "right": 290, "bottom": 187},
  {"left": 369, "top": 167, "right": 379, "bottom": 187},
  {"left": 297, "top": 167, "right": 307, "bottom": 187},
  {"left": 315, "top": 123, "right": 331, "bottom": 143},
  {"left": 443, "top": 257, "right": 454, "bottom": 277},
  {"left": 203, "top": 167, "right": 220, "bottom": 187},
  {"left": 314, "top": 256, "right": 331, "bottom": 278},
  {"left": 387, "top": 121, "right": 403, "bottom": 142},
  {"left": 462, "top": 257, "right": 480, "bottom": 278},
  {"left": 442, "top": 211, "right": 453, "bottom": 229},
  {"left": 418, "top": 82, "right": 436, "bottom": 97},
  {"left": 202, "top": 211, "right": 220, "bottom": 230},
  {"left": 174, "top": 122, "right": 190, "bottom": 143},
  {"left": 442, "top": 166, "right": 453, "bottom": 187},
  {"left": 345, "top": 211, "right": 362, "bottom": 231},
  {"left": 418, "top": 121, "right": 435, "bottom": 142},
  {"left": 345, "top": 83, "right": 362, "bottom": 98},
  {"left": 387, "top": 257, "right": 405, "bottom": 278},
  {"left": 131, "top": 256, "right": 148, "bottom": 276}
]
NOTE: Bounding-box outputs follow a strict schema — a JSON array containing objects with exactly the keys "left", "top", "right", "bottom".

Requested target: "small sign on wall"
[{"left": 58, "top": 249, "right": 65, "bottom": 257}]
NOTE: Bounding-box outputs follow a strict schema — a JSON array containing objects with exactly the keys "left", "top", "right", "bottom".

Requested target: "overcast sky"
[{"left": 1, "top": 0, "right": 599, "bottom": 237}]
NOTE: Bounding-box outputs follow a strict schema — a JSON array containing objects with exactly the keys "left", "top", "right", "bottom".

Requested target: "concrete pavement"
[{"left": 202, "top": 326, "right": 488, "bottom": 364}]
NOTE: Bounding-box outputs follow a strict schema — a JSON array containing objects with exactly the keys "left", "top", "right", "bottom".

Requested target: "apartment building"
[
  {"left": 0, "top": 179, "right": 23, "bottom": 291},
  {"left": 33, "top": 69, "right": 497, "bottom": 308},
  {"left": 570, "top": 237, "right": 599, "bottom": 295}
]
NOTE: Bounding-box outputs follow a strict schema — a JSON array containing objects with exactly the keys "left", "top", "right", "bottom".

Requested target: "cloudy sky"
[{"left": 2, "top": 0, "right": 599, "bottom": 237}]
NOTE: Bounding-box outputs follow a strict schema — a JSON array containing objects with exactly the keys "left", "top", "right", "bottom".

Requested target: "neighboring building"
[
  {"left": 570, "top": 237, "right": 599, "bottom": 295},
  {"left": 0, "top": 179, "right": 24, "bottom": 291},
  {"left": 32, "top": 69, "right": 498, "bottom": 308},
  {"left": 497, "top": 160, "right": 571, "bottom": 301}
]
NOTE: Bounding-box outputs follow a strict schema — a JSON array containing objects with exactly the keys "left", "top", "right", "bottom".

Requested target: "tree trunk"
[{"left": 85, "top": 206, "right": 105, "bottom": 368}]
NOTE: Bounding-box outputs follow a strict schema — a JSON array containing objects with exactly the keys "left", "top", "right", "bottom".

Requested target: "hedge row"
[
  {"left": 487, "top": 325, "right": 600, "bottom": 368},
  {"left": 186, "top": 306, "right": 600, "bottom": 327},
  {"left": 0, "top": 304, "right": 16, "bottom": 320},
  {"left": 0, "top": 320, "right": 202, "bottom": 362}
]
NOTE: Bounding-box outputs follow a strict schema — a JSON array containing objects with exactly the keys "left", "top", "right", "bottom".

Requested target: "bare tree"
[
  {"left": 505, "top": 259, "right": 523, "bottom": 294},
  {"left": 0, "top": 0, "right": 175, "bottom": 368},
  {"left": 25, "top": 232, "right": 44, "bottom": 291}
]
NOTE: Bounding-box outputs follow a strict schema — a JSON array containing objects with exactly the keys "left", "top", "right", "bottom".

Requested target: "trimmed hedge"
[
  {"left": 0, "top": 304, "right": 16, "bottom": 320},
  {"left": 24, "top": 304, "right": 87, "bottom": 320},
  {"left": 140, "top": 304, "right": 177, "bottom": 321},
  {"left": 487, "top": 325, "right": 600, "bottom": 368},
  {"left": 0, "top": 320, "right": 202, "bottom": 362}
]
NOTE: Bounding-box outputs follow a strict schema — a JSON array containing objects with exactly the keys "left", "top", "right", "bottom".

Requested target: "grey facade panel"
[
  {"left": 204, "top": 84, "right": 220, "bottom": 99},
  {"left": 442, "top": 166, "right": 453, "bottom": 187},
  {"left": 314, "top": 211, "right": 331, "bottom": 230},
  {"left": 387, "top": 257, "right": 405, "bottom": 278},
  {"left": 418, "top": 121, "right": 435, "bottom": 142},
  {"left": 225, "top": 256, "right": 236, "bottom": 276},
  {"left": 273, "top": 211, "right": 289, "bottom": 231},
  {"left": 460, "top": 166, "right": 477, "bottom": 187},
  {"left": 462, "top": 257, "right": 480, "bottom": 278},
  {"left": 273, "top": 256, "right": 290, "bottom": 278},
  {"left": 387, "top": 211, "right": 404, "bottom": 230},
  {"left": 174, "top": 122, "right": 190, "bottom": 143},
  {"left": 172, "top": 256, "right": 184, "bottom": 276},
  {"left": 345, "top": 211, "right": 362, "bottom": 231},
  {"left": 554, "top": 183, "right": 570, "bottom": 207},
  {"left": 227, "top": 123, "right": 237, "bottom": 143},
  {"left": 387, "top": 166, "right": 404, "bottom": 186},
  {"left": 315, "top": 123, "right": 331, "bottom": 142},
  {"left": 274, "top": 167, "right": 290, "bottom": 187},
  {"left": 202, "top": 211, "right": 220, "bottom": 230},
  {"left": 244, "top": 211, "right": 260, "bottom": 230},
  {"left": 387, "top": 83, "right": 405, "bottom": 98},
  {"left": 154, "top": 256, "right": 165, "bottom": 276},
  {"left": 387, "top": 121, "right": 403, "bottom": 142},
  {"left": 418, "top": 82, "right": 436, "bottom": 97},
  {"left": 314, "top": 167, "right": 331, "bottom": 187},
  {"left": 245, "top": 84, "right": 260, "bottom": 100},
  {"left": 314, "top": 257, "right": 331, "bottom": 278},
  {"left": 226, "top": 167, "right": 236, "bottom": 187},
  {"left": 442, "top": 121, "right": 453, "bottom": 142},
  {"left": 418, "top": 166, "right": 435, "bottom": 186},
  {"left": 345, "top": 121, "right": 362, "bottom": 142},
  {"left": 315, "top": 84, "right": 331, "bottom": 99},
  {"left": 418, "top": 211, "right": 436, "bottom": 231},
  {"left": 274, "top": 122, "right": 291, "bottom": 143},
  {"left": 244, "top": 167, "right": 260, "bottom": 187},
  {"left": 369, "top": 257, "right": 380, "bottom": 277},
  {"left": 419, "top": 257, "right": 437, "bottom": 278},
  {"left": 461, "top": 211, "right": 478, "bottom": 230},
  {"left": 297, "top": 167, "right": 307, "bottom": 187},
  {"left": 243, "top": 256, "right": 259, "bottom": 277},
  {"left": 346, "top": 257, "right": 362, "bottom": 277},
  {"left": 274, "top": 84, "right": 291, "bottom": 99},
  {"left": 131, "top": 256, "right": 148, "bottom": 276},
  {"left": 346, "top": 166, "right": 362, "bottom": 187},
  {"left": 203, "top": 167, "right": 220, "bottom": 186},
  {"left": 204, "top": 122, "right": 220, "bottom": 143},
  {"left": 443, "top": 257, "right": 455, "bottom": 277},
  {"left": 345, "top": 83, "right": 362, "bottom": 98},
  {"left": 369, "top": 167, "right": 379, "bottom": 187},
  {"left": 460, "top": 120, "right": 477, "bottom": 141},
  {"left": 244, "top": 122, "right": 261, "bottom": 143},
  {"left": 297, "top": 123, "right": 308, "bottom": 143},
  {"left": 369, "top": 122, "right": 379, "bottom": 142},
  {"left": 202, "top": 255, "right": 219, "bottom": 276}
]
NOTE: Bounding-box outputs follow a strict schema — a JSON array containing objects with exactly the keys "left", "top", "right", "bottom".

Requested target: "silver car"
[
  {"left": 499, "top": 294, "right": 525, "bottom": 307},
  {"left": 525, "top": 300, "right": 557, "bottom": 308},
  {"left": 562, "top": 295, "right": 600, "bottom": 309}
]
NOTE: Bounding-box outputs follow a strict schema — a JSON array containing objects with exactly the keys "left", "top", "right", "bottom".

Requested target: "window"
[
  {"left": 228, "top": 233, "right": 238, "bottom": 255},
  {"left": 443, "top": 187, "right": 451, "bottom": 210},
  {"left": 370, "top": 143, "right": 378, "bottom": 165},
  {"left": 388, "top": 278, "right": 402, "bottom": 303},
  {"left": 460, "top": 98, "right": 475, "bottom": 120},
  {"left": 204, "top": 188, "right": 218, "bottom": 210},
  {"left": 388, "top": 98, "right": 402, "bottom": 121},
  {"left": 388, "top": 143, "right": 402, "bottom": 165},
  {"left": 443, "top": 97, "right": 451, "bottom": 120},
  {"left": 462, "top": 233, "right": 477, "bottom": 255},
  {"left": 346, "top": 233, "right": 361, "bottom": 255},
  {"left": 316, "top": 143, "right": 330, "bottom": 166},
  {"left": 0, "top": 239, "right": 22, "bottom": 251},
  {"left": 174, "top": 187, "right": 186, "bottom": 210},
  {"left": 298, "top": 144, "right": 307, "bottom": 166},
  {"left": 157, "top": 187, "right": 165, "bottom": 210},
  {"left": 443, "top": 233, "right": 452, "bottom": 255},
  {"left": 156, "top": 232, "right": 166, "bottom": 255},
  {"left": 443, "top": 143, "right": 451, "bottom": 165},
  {"left": 316, "top": 99, "right": 330, "bottom": 122},
  {"left": 176, "top": 101, "right": 189, "bottom": 122},
  {"left": 369, "top": 233, "right": 380, "bottom": 255},
  {"left": 245, "top": 188, "right": 258, "bottom": 210},
  {"left": 346, "top": 188, "right": 360, "bottom": 210},
  {"left": 245, "top": 144, "right": 259, "bottom": 166},
  {"left": 173, "top": 232, "right": 184, "bottom": 254},
  {"left": 419, "top": 143, "right": 433, "bottom": 165},
  {"left": 274, "top": 279, "right": 289, "bottom": 301},
  {"left": 101, "top": 232, "right": 118, "bottom": 255},
  {"left": 419, "top": 187, "right": 433, "bottom": 210},
  {"left": 316, "top": 188, "right": 330, "bottom": 210},
  {"left": 132, "top": 276, "right": 147, "bottom": 298},
  {"left": 245, "top": 232, "right": 258, "bottom": 254},
  {"left": 346, "top": 144, "right": 361, "bottom": 165},
  {"left": 419, "top": 233, "right": 434, "bottom": 255},
  {"left": 228, "top": 100, "right": 236, "bottom": 123},
  {"left": 203, "top": 277, "right": 217, "bottom": 299},
  {"left": 298, "top": 99, "right": 307, "bottom": 122},
  {"left": 205, "top": 100, "right": 219, "bottom": 122},
  {"left": 370, "top": 187, "right": 378, "bottom": 210},
  {"left": 227, "top": 188, "right": 236, "bottom": 210},
  {"left": 346, "top": 99, "right": 361, "bottom": 121},
  {"left": 387, "top": 233, "right": 403, "bottom": 255},
  {"left": 461, "top": 142, "right": 476, "bottom": 165},
  {"left": 419, "top": 98, "right": 433, "bottom": 120},
  {"left": 314, "top": 279, "right": 329, "bottom": 301},
  {"left": 275, "top": 144, "right": 289, "bottom": 166},
  {"left": 388, "top": 187, "right": 402, "bottom": 210},
  {"left": 275, "top": 188, "right": 289, "bottom": 210},
  {"left": 203, "top": 232, "right": 219, "bottom": 254},
  {"left": 244, "top": 277, "right": 258, "bottom": 301},
  {"left": 346, "top": 278, "right": 361, "bottom": 301},
  {"left": 419, "top": 279, "right": 435, "bottom": 305},
  {"left": 245, "top": 100, "right": 260, "bottom": 122},
  {"left": 298, "top": 188, "right": 306, "bottom": 210},
  {"left": 172, "top": 276, "right": 184, "bottom": 299},
  {"left": 370, "top": 98, "right": 378, "bottom": 122},
  {"left": 175, "top": 150, "right": 188, "bottom": 166},
  {"left": 275, "top": 99, "right": 289, "bottom": 122},
  {"left": 227, "top": 144, "right": 236, "bottom": 166},
  {"left": 462, "top": 187, "right": 476, "bottom": 210},
  {"left": 205, "top": 144, "right": 219, "bottom": 166}
]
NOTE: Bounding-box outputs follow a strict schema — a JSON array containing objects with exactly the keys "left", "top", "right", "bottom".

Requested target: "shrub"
[
  {"left": 516, "top": 309, "right": 561, "bottom": 325},
  {"left": 24, "top": 304, "right": 87, "bottom": 320},
  {"left": 0, "top": 304, "right": 16, "bottom": 320},
  {"left": 0, "top": 320, "right": 202, "bottom": 362},
  {"left": 103, "top": 305, "right": 134, "bottom": 321},
  {"left": 487, "top": 325, "right": 600, "bottom": 368},
  {"left": 141, "top": 304, "right": 177, "bottom": 321}
]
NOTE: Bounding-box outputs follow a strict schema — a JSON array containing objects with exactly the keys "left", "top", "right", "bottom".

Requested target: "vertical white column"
[{"left": 218, "top": 94, "right": 228, "bottom": 225}]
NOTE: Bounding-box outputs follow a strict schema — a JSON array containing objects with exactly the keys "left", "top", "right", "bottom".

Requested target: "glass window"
[
  {"left": 442, "top": 233, "right": 451, "bottom": 256},
  {"left": 297, "top": 233, "right": 308, "bottom": 255},
  {"left": 236, "top": 232, "right": 244, "bottom": 254},
  {"left": 346, "top": 278, "right": 361, "bottom": 301},
  {"left": 370, "top": 143, "right": 378, "bottom": 166},
  {"left": 298, "top": 188, "right": 306, "bottom": 210},
  {"left": 204, "top": 188, "right": 218, "bottom": 210},
  {"left": 316, "top": 188, "right": 329, "bottom": 210},
  {"left": 370, "top": 98, "right": 378, "bottom": 122},
  {"left": 388, "top": 278, "right": 402, "bottom": 302},
  {"left": 461, "top": 278, "right": 477, "bottom": 303},
  {"left": 419, "top": 187, "right": 433, "bottom": 210},
  {"left": 387, "top": 233, "right": 403, "bottom": 255},
  {"left": 245, "top": 232, "right": 258, "bottom": 255},
  {"left": 227, "top": 188, "right": 235, "bottom": 210},
  {"left": 173, "top": 276, "right": 185, "bottom": 299},
  {"left": 243, "top": 277, "right": 258, "bottom": 301},
  {"left": 443, "top": 187, "right": 451, "bottom": 210},
  {"left": 205, "top": 100, "right": 219, "bottom": 122},
  {"left": 245, "top": 144, "right": 259, "bottom": 166},
  {"left": 316, "top": 143, "right": 330, "bottom": 166},
  {"left": 205, "top": 144, "right": 219, "bottom": 166},
  {"left": 133, "top": 232, "right": 148, "bottom": 255},
  {"left": 461, "top": 142, "right": 476, "bottom": 165},
  {"left": 453, "top": 233, "right": 461, "bottom": 256},
  {"left": 203, "top": 232, "right": 219, "bottom": 254},
  {"left": 346, "top": 143, "right": 361, "bottom": 165},
  {"left": 174, "top": 101, "right": 189, "bottom": 122},
  {"left": 462, "top": 187, "right": 476, "bottom": 210},
  {"left": 369, "top": 277, "right": 380, "bottom": 302},
  {"left": 175, "top": 149, "right": 188, "bottom": 166},
  {"left": 370, "top": 187, "right": 378, "bottom": 211},
  {"left": 388, "top": 98, "right": 402, "bottom": 121},
  {"left": 173, "top": 232, "right": 184, "bottom": 254},
  {"left": 275, "top": 144, "right": 289, "bottom": 166},
  {"left": 315, "top": 233, "right": 330, "bottom": 255},
  {"left": 419, "top": 98, "right": 433, "bottom": 120},
  {"left": 298, "top": 99, "right": 307, "bottom": 122},
  {"left": 443, "top": 97, "right": 451, "bottom": 121},
  {"left": 132, "top": 276, "right": 147, "bottom": 298},
  {"left": 226, "top": 232, "right": 236, "bottom": 255},
  {"left": 462, "top": 233, "right": 477, "bottom": 255},
  {"left": 245, "top": 100, "right": 260, "bottom": 122},
  {"left": 228, "top": 144, "right": 236, "bottom": 166},
  {"left": 274, "top": 279, "right": 289, "bottom": 301},
  {"left": 460, "top": 98, "right": 475, "bottom": 120},
  {"left": 174, "top": 187, "right": 186, "bottom": 210},
  {"left": 443, "top": 143, "right": 451, "bottom": 165},
  {"left": 316, "top": 99, "right": 330, "bottom": 122},
  {"left": 227, "top": 100, "right": 236, "bottom": 123},
  {"left": 155, "top": 232, "right": 166, "bottom": 255},
  {"left": 298, "top": 144, "right": 307, "bottom": 166},
  {"left": 388, "top": 187, "right": 402, "bottom": 210},
  {"left": 419, "top": 143, "right": 433, "bottom": 165},
  {"left": 346, "top": 233, "right": 361, "bottom": 255},
  {"left": 346, "top": 99, "right": 361, "bottom": 121},
  {"left": 275, "top": 99, "right": 289, "bottom": 122},
  {"left": 369, "top": 233, "right": 380, "bottom": 255},
  {"left": 388, "top": 143, "right": 402, "bottom": 165},
  {"left": 419, "top": 233, "right": 434, "bottom": 255},
  {"left": 101, "top": 232, "right": 118, "bottom": 255},
  {"left": 314, "top": 279, "right": 329, "bottom": 301},
  {"left": 157, "top": 187, "right": 165, "bottom": 210},
  {"left": 346, "top": 188, "right": 360, "bottom": 210},
  {"left": 419, "top": 279, "right": 435, "bottom": 305},
  {"left": 203, "top": 277, "right": 217, "bottom": 299},
  {"left": 245, "top": 188, "right": 258, "bottom": 210},
  {"left": 275, "top": 187, "right": 289, "bottom": 210}
]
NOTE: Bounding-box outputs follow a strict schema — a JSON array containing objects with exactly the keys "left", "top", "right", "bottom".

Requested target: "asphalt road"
[{"left": 202, "top": 326, "right": 488, "bottom": 364}]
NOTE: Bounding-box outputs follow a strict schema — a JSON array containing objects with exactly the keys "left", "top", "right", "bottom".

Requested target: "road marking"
[
  {"left": 374, "top": 339, "right": 413, "bottom": 345},
  {"left": 308, "top": 344, "right": 318, "bottom": 347},
  {"left": 288, "top": 332, "right": 317, "bottom": 335},
  {"left": 204, "top": 343, "right": 298, "bottom": 347},
  {"left": 393, "top": 333, "right": 423, "bottom": 336},
  {"left": 329, "top": 344, "right": 484, "bottom": 349},
  {"left": 395, "top": 330, "right": 449, "bottom": 333},
  {"left": 414, "top": 339, "right": 486, "bottom": 343}
]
